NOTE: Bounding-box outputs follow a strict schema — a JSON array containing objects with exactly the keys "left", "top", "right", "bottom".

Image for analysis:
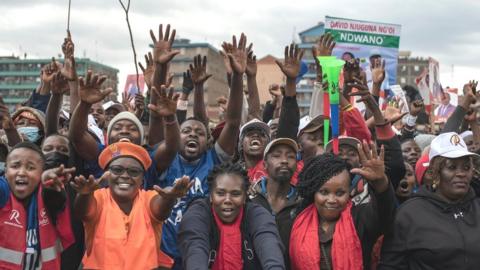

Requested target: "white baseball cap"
[{"left": 429, "top": 132, "right": 479, "bottom": 161}]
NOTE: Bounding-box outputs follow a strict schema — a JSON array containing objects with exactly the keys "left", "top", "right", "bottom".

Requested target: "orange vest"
[
  {"left": 82, "top": 189, "right": 173, "bottom": 269},
  {"left": 0, "top": 186, "right": 74, "bottom": 270}
]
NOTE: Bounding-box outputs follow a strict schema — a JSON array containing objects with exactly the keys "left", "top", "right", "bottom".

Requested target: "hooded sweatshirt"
[{"left": 379, "top": 187, "right": 480, "bottom": 270}]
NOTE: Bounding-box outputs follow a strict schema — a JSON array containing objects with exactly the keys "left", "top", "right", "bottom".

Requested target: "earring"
[{"left": 432, "top": 181, "right": 438, "bottom": 191}]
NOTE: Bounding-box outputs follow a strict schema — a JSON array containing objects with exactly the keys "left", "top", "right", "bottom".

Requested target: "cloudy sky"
[{"left": 1, "top": 0, "right": 479, "bottom": 92}]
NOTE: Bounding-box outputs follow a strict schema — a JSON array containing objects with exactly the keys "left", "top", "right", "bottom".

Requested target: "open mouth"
[
  {"left": 249, "top": 139, "right": 262, "bottom": 150},
  {"left": 115, "top": 182, "right": 134, "bottom": 190},
  {"left": 118, "top": 137, "right": 132, "bottom": 143},
  {"left": 186, "top": 140, "right": 199, "bottom": 152},
  {"left": 14, "top": 179, "right": 29, "bottom": 191}
]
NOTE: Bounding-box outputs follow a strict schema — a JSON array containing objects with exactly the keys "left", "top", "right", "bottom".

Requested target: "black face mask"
[{"left": 44, "top": 152, "right": 70, "bottom": 170}]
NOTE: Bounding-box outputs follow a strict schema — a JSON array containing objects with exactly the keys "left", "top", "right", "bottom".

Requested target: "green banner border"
[{"left": 326, "top": 29, "right": 400, "bottom": 48}]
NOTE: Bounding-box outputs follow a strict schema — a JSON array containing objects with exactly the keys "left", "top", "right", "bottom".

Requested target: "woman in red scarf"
[
  {"left": 289, "top": 142, "right": 396, "bottom": 270},
  {"left": 178, "top": 162, "right": 285, "bottom": 269}
]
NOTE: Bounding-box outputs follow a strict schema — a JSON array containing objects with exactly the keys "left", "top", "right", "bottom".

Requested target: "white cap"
[
  {"left": 239, "top": 119, "right": 270, "bottom": 139},
  {"left": 87, "top": 114, "right": 105, "bottom": 145},
  {"left": 429, "top": 132, "right": 479, "bottom": 161},
  {"left": 460, "top": 130, "right": 473, "bottom": 139}
]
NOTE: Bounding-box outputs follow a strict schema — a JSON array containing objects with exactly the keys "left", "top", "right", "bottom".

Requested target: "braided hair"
[
  {"left": 207, "top": 162, "right": 250, "bottom": 193},
  {"left": 296, "top": 153, "right": 349, "bottom": 212}
]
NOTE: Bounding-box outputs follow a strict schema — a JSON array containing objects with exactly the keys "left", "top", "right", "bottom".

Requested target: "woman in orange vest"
[
  {"left": 289, "top": 142, "right": 396, "bottom": 270},
  {"left": 71, "top": 141, "right": 192, "bottom": 270},
  {"left": 0, "top": 141, "right": 75, "bottom": 270}
]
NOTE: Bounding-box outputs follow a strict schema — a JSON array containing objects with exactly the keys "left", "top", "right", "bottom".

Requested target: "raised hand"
[
  {"left": 134, "top": 93, "right": 145, "bottom": 115},
  {"left": 312, "top": 32, "right": 336, "bottom": 57},
  {"left": 190, "top": 55, "right": 212, "bottom": 85},
  {"left": 122, "top": 91, "right": 135, "bottom": 113},
  {"left": 153, "top": 175, "right": 193, "bottom": 200},
  {"left": 343, "top": 58, "right": 365, "bottom": 84},
  {"left": 0, "top": 97, "right": 13, "bottom": 129},
  {"left": 461, "top": 82, "right": 477, "bottom": 110},
  {"left": 50, "top": 72, "right": 70, "bottom": 95},
  {"left": 275, "top": 43, "right": 305, "bottom": 79},
  {"left": 149, "top": 24, "right": 180, "bottom": 64},
  {"left": 60, "top": 30, "right": 77, "bottom": 81},
  {"left": 139, "top": 52, "right": 154, "bottom": 89},
  {"left": 78, "top": 70, "right": 112, "bottom": 105},
  {"left": 70, "top": 172, "right": 110, "bottom": 195},
  {"left": 225, "top": 33, "right": 248, "bottom": 74},
  {"left": 350, "top": 141, "right": 388, "bottom": 189},
  {"left": 41, "top": 58, "right": 61, "bottom": 84},
  {"left": 246, "top": 48, "right": 257, "bottom": 77},
  {"left": 42, "top": 165, "right": 76, "bottom": 192},
  {"left": 371, "top": 59, "right": 386, "bottom": 85},
  {"left": 182, "top": 70, "right": 194, "bottom": 94},
  {"left": 148, "top": 85, "right": 179, "bottom": 117}
]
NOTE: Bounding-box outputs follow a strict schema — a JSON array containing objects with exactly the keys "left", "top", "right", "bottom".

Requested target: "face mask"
[
  {"left": 17, "top": 126, "right": 41, "bottom": 143},
  {"left": 44, "top": 152, "right": 69, "bottom": 170},
  {"left": 0, "top": 162, "right": 5, "bottom": 175}
]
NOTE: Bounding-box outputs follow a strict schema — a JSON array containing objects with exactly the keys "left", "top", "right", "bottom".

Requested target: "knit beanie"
[{"left": 107, "top": 111, "right": 144, "bottom": 145}]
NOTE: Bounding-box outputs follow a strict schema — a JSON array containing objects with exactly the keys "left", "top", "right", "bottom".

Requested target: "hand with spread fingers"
[
  {"left": 371, "top": 59, "right": 386, "bottom": 85},
  {"left": 246, "top": 43, "right": 257, "bottom": 77},
  {"left": 275, "top": 43, "right": 305, "bottom": 79},
  {"left": 225, "top": 33, "right": 248, "bottom": 74},
  {"left": 190, "top": 55, "right": 212, "bottom": 85},
  {"left": 122, "top": 92, "right": 135, "bottom": 113},
  {"left": 153, "top": 175, "right": 193, "bottom": 200},
  {"left": 150, "top": 24, "right": 180, "bottom": 64},
  {"left": 78, "top": 70, "right": 112, "bottom": 105},
  {"left": 139, "top": 52, "right": 154, "bottom": 89},
  {"left": 461, "top": 81, "right": 477, "bottom": 110},
  {"left": 50, "top": 72, "right": 70, "bottom": 95},
  {"left": 134, "top": 93, "right": 145, "bottom": 115},
  {"left": 148, "top": 85, "right": 180, "bottom": 117},
  {"left": 343, "top": 58, "right": 366, "bottom": 85},
  {"left": 42, "top": 165, "right": 76, "bottom": 192},
  {"left": 312, "top": 32, "right": 336, "bottom": 57},
  {"left": 350, "top": 141, "right": 388, "bottom": 192},
  {"left": 70, "top": 172, "right": 110, "bottom": 195},
  {"left": 61, "top": 30, "right": 77, "bottom": 81}
]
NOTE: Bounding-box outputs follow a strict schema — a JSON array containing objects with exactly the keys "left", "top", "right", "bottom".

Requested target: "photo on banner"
[{"left": 324, "top": 16, "right": 401, "bottom": 92}]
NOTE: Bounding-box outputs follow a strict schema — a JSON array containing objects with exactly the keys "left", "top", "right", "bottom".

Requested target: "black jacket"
[
  {"left": 178, "top": 198, "right": 285, "bottom": 270},
  {"left": 379, "top": 187, "right": 480, "bottom": 270}
]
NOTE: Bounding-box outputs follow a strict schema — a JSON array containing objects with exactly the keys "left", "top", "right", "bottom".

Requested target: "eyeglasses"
[{"left": 108, "top": 165, "right": 144, "bottom": 177}]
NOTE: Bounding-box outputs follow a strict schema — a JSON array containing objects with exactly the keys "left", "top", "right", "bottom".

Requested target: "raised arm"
[
  {"left": 275, "top": 43, "right": 304, "bottom": 139},
  {"left": 245, "top": 45, "right": 261, "bottom": 120},
  {"left": 176, "top": 70, "right": 194, "bottom": 125},
  {"left": 216, "top": 34, "right": 248, "bottom": 155},
  {"left": 69, "top": 70, "right": 112, "bottom": 160},
  {"left": 148, "top": 86, "right": 181, "bottom": 172},
  {"left": 148, "top": 24, "right": 180, "bottom": 146},
  {"left": 190, "top": 55, "right": 212, "bottom": 125},
  {"left": 46, "top": 72, "right": 69, "bottom": 136},
  {"left": 60, "top": 30, "right": 79, "bottom": 113},
  {"left": 0, "top": 97, "right": 22, "bottom": 147}
]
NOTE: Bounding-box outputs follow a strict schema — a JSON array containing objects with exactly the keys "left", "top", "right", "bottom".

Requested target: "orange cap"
[{"left": 99, "top": 142, "right": 152, "bottom": 170}]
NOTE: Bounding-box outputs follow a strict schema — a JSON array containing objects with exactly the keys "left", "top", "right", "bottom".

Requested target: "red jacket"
[{"left": 0, "top": 186, "right": 74, "bottom": 270}]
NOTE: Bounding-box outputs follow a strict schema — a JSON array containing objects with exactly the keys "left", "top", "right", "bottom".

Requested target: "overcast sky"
[{"left": 1, "top": 0, "right": 479, "bottom": 92}]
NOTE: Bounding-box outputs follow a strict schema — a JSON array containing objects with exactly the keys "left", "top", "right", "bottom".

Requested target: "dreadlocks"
[{"left": 296, "top": 153, "right": 349, "bottom": 212}]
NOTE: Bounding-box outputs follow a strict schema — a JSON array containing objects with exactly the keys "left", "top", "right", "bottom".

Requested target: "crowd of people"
[{"left": 0, "top": 23, "right": 479, "bottom": 270}]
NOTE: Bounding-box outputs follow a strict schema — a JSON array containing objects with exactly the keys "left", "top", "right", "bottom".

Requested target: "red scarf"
[
  {"left": 211, "top": 206, "right": 244, "bottom": 270},
  {"left": 248, "top": 160, "right": 303, "bottom": 185},
  {"left": 289, "top": 202, "right": 363, "bottom": 270}
]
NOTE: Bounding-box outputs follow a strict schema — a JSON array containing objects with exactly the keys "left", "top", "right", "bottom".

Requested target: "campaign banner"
[
  {"left": 325, "top": 16, "right": 401, "bottom": 89},
  {"left": 123, "top": 74, "right": 145, "bottom": 96}
]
